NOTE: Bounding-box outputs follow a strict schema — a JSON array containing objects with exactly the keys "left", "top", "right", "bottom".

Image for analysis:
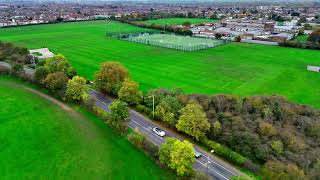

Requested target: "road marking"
[
  {"left": 208, "top": 159, "right": 237, "bottom": 176},
  {"left": 130, "top": 120, "right": 164, "bottom": 145},
  {"left": 196, "top": 160, "right": 229, "bottom": 180}
]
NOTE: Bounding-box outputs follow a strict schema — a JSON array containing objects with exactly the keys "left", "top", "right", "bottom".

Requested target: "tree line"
[
  {"left": 117, "top": 19, "right": 193, "bottom": 36},
  {"left": 280, "top": 28, "right": 320, "bottom": 50}
]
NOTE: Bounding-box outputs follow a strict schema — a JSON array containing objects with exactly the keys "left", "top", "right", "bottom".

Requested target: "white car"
[{"left": 153, "top": 127, "right": 165, "bottom": 137}]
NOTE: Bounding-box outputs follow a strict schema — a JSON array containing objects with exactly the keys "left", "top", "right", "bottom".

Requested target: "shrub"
[
  {"left": 201, "top": 137, "right": 247, "bottom": 166},
  {"left": 136, "top": 104, "right": 151, "bottom": 116},
  {"left": 142, "top": 138, "right": 159, "bottom": 159},
  {"left": 10, "top": 63, "right": 23, "bottom": 75},
  {"left": 260, "top": 160, "right": 306, "bottom": 180},
  {"left": 83, "top": 96, "right": 96, "bottom": 111},
  {"left": 127, "top": 128, "right": 145, "bottom": 149},
  {"left": 34, "top": 66, "right": 48, "bottom": 84},
  {"left": 43, "top": 72, "right": 69, "bottom": 90},
  {"left": 242, "top": 160, "right": 260, "bottom": 173},
  {"left": 92, "top": 106, "right": 110, "bottom": 121},
  {"left": 190, "top": 171, "right": 210, "bottom": 180}
]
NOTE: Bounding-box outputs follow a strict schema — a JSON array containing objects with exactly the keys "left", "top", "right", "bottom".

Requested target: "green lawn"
[
  {"left": 0, "top": 20, "right": 320, "bottom": 109},
  {"left": 143, "top": 18, "right": 218, "bottom": 25},
  {"left": 0, "top": 76, "right": 174, "bottom": 179}
]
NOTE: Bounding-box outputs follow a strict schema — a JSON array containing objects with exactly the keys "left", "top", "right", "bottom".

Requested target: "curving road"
[{"left": 89, "top": 90, "right": 242, "bottom": 180}]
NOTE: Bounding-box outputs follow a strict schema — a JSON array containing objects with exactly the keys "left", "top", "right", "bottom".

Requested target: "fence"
[{"left": 114, "top": 33, "right": 229, "bottom": 51}]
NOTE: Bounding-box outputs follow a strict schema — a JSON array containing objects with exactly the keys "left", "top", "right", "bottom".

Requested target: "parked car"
[
  {"left": 194, "top": 149, "right": 203, "bottom": 158},
  {"left": 152, "top": 127, "right": 165, "bottom": 137}
]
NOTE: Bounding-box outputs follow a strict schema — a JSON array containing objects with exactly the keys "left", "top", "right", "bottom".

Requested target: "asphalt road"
[{"left": 89, "top": 90, "right": 241, "bottom": 180}]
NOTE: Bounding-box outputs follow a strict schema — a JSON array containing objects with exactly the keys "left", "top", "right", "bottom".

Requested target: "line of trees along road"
[
  {"left": 91, "top": 61, "right": 320, "bottom": 180},
  {"left": 2, "top": 42, "right": 320, "bottom": 179}
]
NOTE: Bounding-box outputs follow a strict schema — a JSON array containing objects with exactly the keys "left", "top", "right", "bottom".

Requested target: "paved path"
[{"left": 89, "top": 90, "right": 242, "bottom": 180}]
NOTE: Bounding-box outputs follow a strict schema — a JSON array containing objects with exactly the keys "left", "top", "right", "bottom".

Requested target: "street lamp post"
[{"left": 148, "top": 95, "right": 155, "bottom": 119}]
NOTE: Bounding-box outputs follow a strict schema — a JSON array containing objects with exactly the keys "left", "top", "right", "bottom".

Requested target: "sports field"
[
  {"left": 0, "top": 76, "right": 174, "bottom": 179},
  {"left": 124, "top": 34, "right": 226, "bottom": 51},
  {"left": 143, "top": 18, "right": 218, "bottom": 25},
  {"left": 0, "top": 20, "right": 320, "bottom": 108}
]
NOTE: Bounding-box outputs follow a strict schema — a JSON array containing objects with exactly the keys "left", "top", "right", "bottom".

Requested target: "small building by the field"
[
  {"left": 29, "top": 48, "right": 54, "bottom": 59},
  {"left": 307, "top": 66, "right": 320, "bottom": 72},
  {"left": 269, "top": 33, "right": 294, "bottom": 42}
]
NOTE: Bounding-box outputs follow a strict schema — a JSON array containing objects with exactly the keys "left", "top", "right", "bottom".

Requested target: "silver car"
[
  {"left": 194, "top": 149, "right": 203, "bottom": 158},
  {"left": 152, "top": 127, "right": 165, "bottom": 137}
]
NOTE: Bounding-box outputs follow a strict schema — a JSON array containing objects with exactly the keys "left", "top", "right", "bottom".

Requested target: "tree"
[
  {"left": 44, "top": 54, "right": 76, "bottom": 78},
  {"left": 159, "top": 137, "right": 176, "bottom": 164},
  {"left": 271, "top": 140, "right": 283, "bottom": 155},
  {"left": 210, "top": 14, "right": 218, "bottom": 19},
  {"left": 94, "top": 62, "right": 129, "bottom": 95},
  {"left": 155, "top": 96, "right": 182, "bottom": 127},
  {"left": 308, "top": 159, "right": 320, "bottom": 180},
  {"left": 308, "top": 29, "right": 320, "bottom": 43},
  {"left": 182, "top": 21, "right": 191, "bottom": 27},
  {"left": 176, "top": 102, "right": 210, "bottom": 141},
  {"left": 304, "top": 23, "right": 313, "bottom": 30},
  {"left": 215, "top": 33, "right": 223, "bottom": 40},
  {"left": 235, "top": 35, "right": 242, "bottom": 42},
  {"left": 43, "top": 72, "right": 69, "bottom": 92},
  {"left": 109, "top": 100, "right": 129, "bottom": 134},
  {"left": 34, "top": 66, "right": 49, "bottom": 83},
  {"left": 159, "top": 138, "right": 195, "bottom": 176},
  {"left": 259, "top": 122, "right": 277, "bottom": 137},
  {"left": 66, "top": 76, "right": 88, "bottom": 102},
  {"left": 211, "top": 121, "right": 222, "bottom": 137},
  {"left": 11, "top": 63, "right": 23, "bottom": 75},
  {"left": 118, "top": 78, "right": 142, "bottom": 105},
  {"left": 260, "top": 160, "right": 306, "bottom": 180}
]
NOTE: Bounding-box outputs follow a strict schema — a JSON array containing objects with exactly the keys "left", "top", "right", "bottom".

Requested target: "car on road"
[
  {"left": 152, "top": 127, "right": 165, "bottom": 137},
  {"left": 194, "top": 149, "right": 203, "bottom": 158}
]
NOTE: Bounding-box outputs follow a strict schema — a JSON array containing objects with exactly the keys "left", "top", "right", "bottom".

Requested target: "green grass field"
[
  {"left": 143, "top": 18, "right": 218, "bottom": 25},
  {"left": 0, "top": 76, "right": 174, "bottom": 179},
  {"left": 125, "top": 34, "right": 225, "bottom": 51},
  {"left": 0, "top": 20, "right": 320, "bottom": 109}
]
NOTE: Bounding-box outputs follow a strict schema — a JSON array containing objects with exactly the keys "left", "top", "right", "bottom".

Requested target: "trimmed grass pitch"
[
  {"left": 124, "top": 34, "right": 226, "bottom": 51},
  {"left": 0, "top": 76, "right": 174, "bottom": 179},
  {"left": 143, "top": 18, "right": 219, "bottom": 25},
  {"left": 0, "top": 21, "right": 320, "bottom": 108}
]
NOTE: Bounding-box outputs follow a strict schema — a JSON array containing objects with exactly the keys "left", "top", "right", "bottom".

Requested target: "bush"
[
  {"left": 142, "top": 138, "right": 159, "bottom": 159},
  {"left": 10, "top": 63, "right": 23, "bottom": 75},
  {"left": 127, "top": 128, "right": 159, "bottom": 160},
  {"left": 201, "top": 137, "right": 247, "bottom": 166},
  {"left": 92, "top": 106, "right": 110, "bottom": 121},
  {"left": 83, "top": 96, "right": 96, "bottom": 111},
  {"left": 189, "top": 171, "right": 210, "bottom": 180},
  {"left": 136, "top": 104, "right": 151, "bottom": 116},
  {"left": 127, "top": 128, "right": 145, "bottom": 149},
  {"left": 242, "top": 160, "right": 260, "bottom": 173},
  {"left": 34, "top": 66, "right": 48, "bottom": 84}
]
